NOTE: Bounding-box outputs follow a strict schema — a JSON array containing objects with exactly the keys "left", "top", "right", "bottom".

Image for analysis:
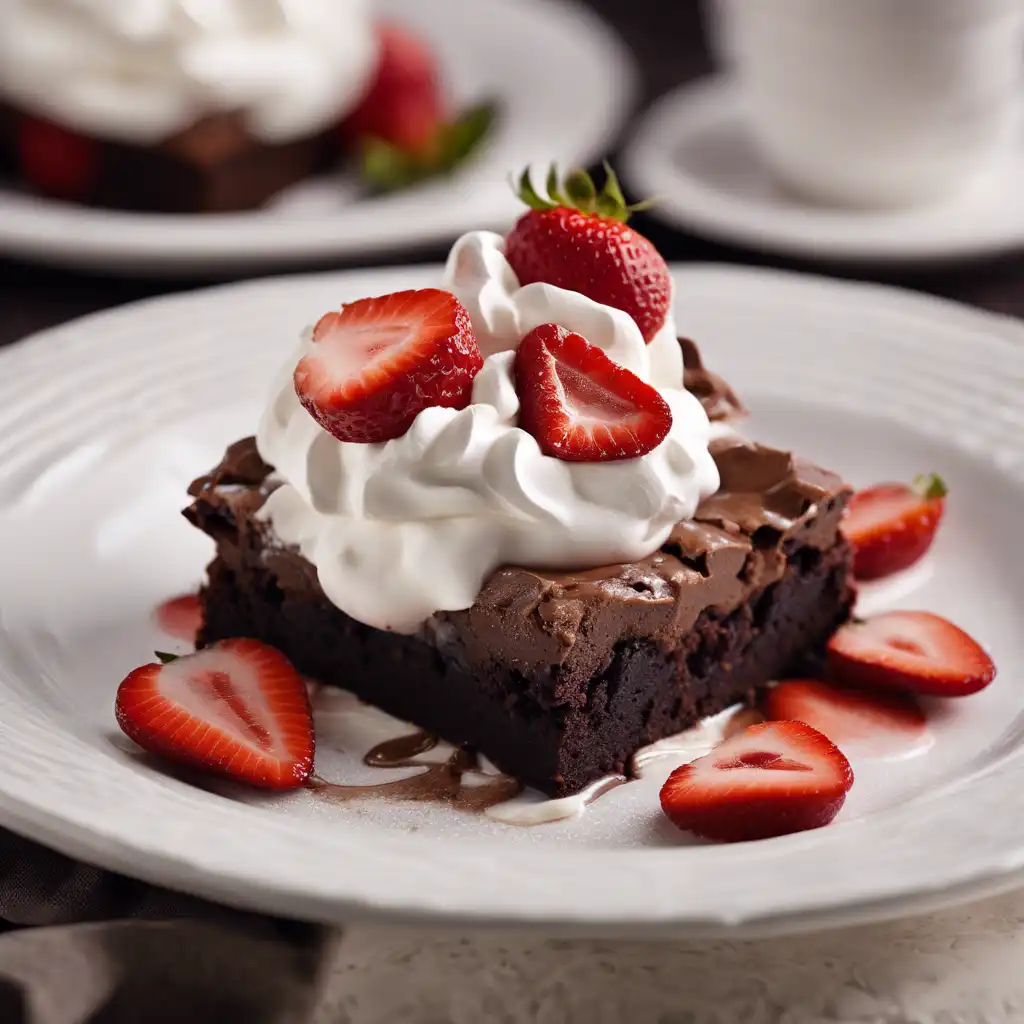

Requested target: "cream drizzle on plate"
[{"left": 306, "top": 682, "right": 762, "bottom": 826}]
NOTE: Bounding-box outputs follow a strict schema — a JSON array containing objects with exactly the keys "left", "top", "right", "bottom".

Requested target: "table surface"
[{"left": 1, "top": 0, "right": 1022, "bottom": 350}]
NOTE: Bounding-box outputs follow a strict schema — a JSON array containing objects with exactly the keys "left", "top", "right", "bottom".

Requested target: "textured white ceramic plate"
[
  {"left": 622, "top": 77, "right": 1024, "bottom": 265},
  {"left": 0, "top": 0, "right": 635, "bottom": 275},
  {"left": 1, "top": 264, "right": 1023, "bottom": 937}
]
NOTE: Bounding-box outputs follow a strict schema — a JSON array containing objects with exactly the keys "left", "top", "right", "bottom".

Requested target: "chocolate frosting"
[
  {"left": 680, "top": 337, "right": 746, "bottom": 422},
  {"left": 439, "top": 436, "right": 848, "bottom": 693},
  {"left": 186, "top": 340, "right": 850, "bottom": 712}
]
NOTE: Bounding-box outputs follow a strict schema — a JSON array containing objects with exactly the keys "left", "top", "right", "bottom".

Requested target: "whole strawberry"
[
  {"left": 341, "top": 22, "right": 497, "bottom": 195},
  {"left": 504, "top": 164, "right": 671, "bottom": 343},
  {"left": 343, "top": 22, "right": 443, "bottom": 153}
]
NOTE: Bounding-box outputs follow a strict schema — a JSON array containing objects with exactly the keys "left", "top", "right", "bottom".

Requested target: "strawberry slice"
[
  {"left": 827, "top": 611, "right": 996, "bottom": 697},
  {"left": 115, "top": 639, "right": 314, "bottom": 789},
  {"left": 294, "top": 288, "right": 483, "bottom": 444},
  {"left": 514, "top": 323, "right": 672, "bottom": 462},
  {"left": 842, "top": 474, "right": 947, "bottom": 580},
  {"left": 659, "top": 721, "right": 853, "bottom": 843},
  {"left": 764, "top": 679, "right": 927, "bottom": 758},
  {"left": 18, "top": 115, "right": 99, "bottom": 201},
  {"left": 154, "top": 593, "right": 202, "bottom": 646}
]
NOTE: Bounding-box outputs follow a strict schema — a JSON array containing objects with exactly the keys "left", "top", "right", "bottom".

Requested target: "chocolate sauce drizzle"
[
  {"left": 365, "top": 730, "right": 439, "bottom": 766},
  {"left": 309, "top": 731, "right": 523, "bottom": 812}
]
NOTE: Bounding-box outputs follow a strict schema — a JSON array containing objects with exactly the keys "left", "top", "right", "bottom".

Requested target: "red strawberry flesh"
[
  {"left": 514, "top": 323, "right": 672, "bottom": 462},
  {"left": 764, "top": 679, "right": 928, "bottom": 758},
  {"left": 827, "top": 611, "right": 996, "bottom": 697},
  {"left": 294, "top": 288, "right": 482, "bottom": 444},
  {"left": 659, "top": 721, "right": 853, "bottom": 843},
  {"left": 154, "top": 593, "right": 202, "bottom": 645},
  {"left": 115, "top": 639, "right": 314, "bottom": 789},
  {"left": 18, "top": 116, "right": 99, "bottom": 201},
  {"left": 843, "top": 474, "right": 946, "bottom": 580},
  {"left": 343, "top": 21, "right": 442, "bottom": 152},
  {"left": 505, "top": 206, "right": 671, "bottom": 343}
]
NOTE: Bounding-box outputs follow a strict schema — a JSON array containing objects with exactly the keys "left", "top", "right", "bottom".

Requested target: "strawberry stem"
[
  {"left": 512, "top": 163, "right": 656, "bottom": 222},
  {"left": 595, "top": 161, "right": 628, "bottom": 218},
  {"left": 545, "top": 164, "right": 569, "bottom": 207},
  {"left": 913, "top": 473, "right": 948, "bottom": 501},
  {"left": 515, "top": 166, "right": 557, "bottom": 211},
  {"left": 362, "top": 100, "right": 498, "bottom": 194},
  {"left": 564, "top": 169, "right": 596, "bottom": 209}
]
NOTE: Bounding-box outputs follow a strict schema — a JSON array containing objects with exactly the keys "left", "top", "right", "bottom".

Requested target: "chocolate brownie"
[
  {"left": 0, "top": 104, "right": 333, "bottom": 213},
  {"left": 185, "top": 422, "right": 854, "bottom": 798}
]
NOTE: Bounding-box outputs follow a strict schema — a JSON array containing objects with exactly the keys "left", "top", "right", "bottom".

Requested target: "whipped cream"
[
  {"left": 308, "top": 683, "right": 757, "bottom": 827},
  {"left": 0, "top": 0, "right": 377, "bottom": 144},
  {"left": 449, "top": 232, "right": 686, "bottom": 391},
  {"left": 257, "top": 231, "right": 720, "bottom": 634}
]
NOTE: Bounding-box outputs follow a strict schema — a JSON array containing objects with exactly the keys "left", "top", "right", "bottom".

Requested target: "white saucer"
[
  {"left": 0, "top": 0, "right": 636, "bottom": 276},
  {"left": 1, "top": 264, "right": 1024, "bottom": 936},
  {"left": 622, "top": 77, "right": 1024, "bottom": 265}
]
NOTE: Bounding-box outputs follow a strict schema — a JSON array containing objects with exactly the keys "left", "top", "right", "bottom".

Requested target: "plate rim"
[
  {"left": 622, "top": 76, "right": 1024, "bottom": 266},
  {"left": 1, "top": 262, "right": 1024, "bottom": 937},
  {"left": 0, "top": 0, "right": 638, "bottom": 275}
]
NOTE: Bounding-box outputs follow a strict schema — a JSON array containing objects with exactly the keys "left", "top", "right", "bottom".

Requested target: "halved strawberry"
[
  {"left": 154, "top": 593, "right": 202, "bottom": 646},
  {"left": 843, "top": 474, "right": 947, "bottom": 580},
  {"left": 115, "top": 639, "right": 314, "bottom": 789},
  {"left": 294, "top": 288, "right": 482, "bottom": 444},
  {"left": 764, "top": 679, "right": 927, "bottom": 758},
  {"left": 18, "top": 115, "right": 99, "bottom": 201},
  {"left": 659, "top": 721, "right": 853, "bottom": 843},
  {"left": 343, "top": 22, "right": 442, "bottom": 153},
  {"left": 514, "top": 323, "right": 672, "bottom": 462},
  {"left": 504, "top": 164, "right": 671, "bottom": 343},
  {"left": 827, "top": 611, "right": 996, "bottom": 697}
]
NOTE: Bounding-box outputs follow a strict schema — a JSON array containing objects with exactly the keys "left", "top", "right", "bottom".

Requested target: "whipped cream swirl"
[
  {"left": 257, "top": 231, "right": 720, "bottom": 634},
  {"left": 0, "top": 0, "right": 377, "bottom": 144}
]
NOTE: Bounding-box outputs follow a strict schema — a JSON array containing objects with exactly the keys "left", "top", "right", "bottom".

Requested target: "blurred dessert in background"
[{"left": 0, "top": 0, "right": 494, "bottom": 212}]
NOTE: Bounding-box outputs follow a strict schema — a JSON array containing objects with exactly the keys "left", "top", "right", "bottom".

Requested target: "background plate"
[
  {"left": 622, "top": 78, "right": 1024, "bottom": 266},
  {"left": 0, "top": 265, "right": 1023, "bottom": 937},
  {"left": 0, "top": 0, "right": 636, "bottom": 275}
]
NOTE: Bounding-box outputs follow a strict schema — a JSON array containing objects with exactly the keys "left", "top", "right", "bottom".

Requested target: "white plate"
[
  {"left": 0, "top": 0, "right": 636, "bottom": 275},
  {"left": 622, "top": 77, "right": 1024, "bottom": 266},
  {"left": 1, "top": 264, "right": 1023, "bottom": 938}
]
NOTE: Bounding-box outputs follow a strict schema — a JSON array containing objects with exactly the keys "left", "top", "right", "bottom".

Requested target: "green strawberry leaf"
[
  {"left": 514, "top": 166, "right": 557, "bottom": 211},
  {"left": 913, "top": 473, "right": 948, "bottom": 501},
  {"left": 563, "top": 169, "right": 597, "bottom": 212},
  {"left": 511, "top": 162, "right": 657, "bottom": 223},
  {"left": 155, "top": 651, "right": 180, "bottom": 664},
  {"left": 361, "top": 101, "right": 499, "bottom": 195},
  {"left": 595, "top": 161, "right": 629, "bottom": 219},
  {"left": 545, "top": 163, "right": 571, "bottom": 207},
  {"left": 439, "top": 102, "right": 498, "bottom": 171}
]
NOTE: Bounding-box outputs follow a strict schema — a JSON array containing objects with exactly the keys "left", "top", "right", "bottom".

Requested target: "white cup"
[{"left": 706, "top": 0, "right": 1024, "bottom": 208}]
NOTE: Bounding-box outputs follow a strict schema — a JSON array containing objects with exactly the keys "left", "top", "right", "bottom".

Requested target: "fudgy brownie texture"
[
  {"left": 186, "top": 428, "right": 855, "bottom": 797},
  {"left": 1, "top": 103, "right": 333, "bottom": 212}
]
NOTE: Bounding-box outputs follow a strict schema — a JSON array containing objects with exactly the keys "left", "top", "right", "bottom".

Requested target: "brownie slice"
[
  {"left": 0, "top": 104, "right": 333, "bottom": 213},
  {"left": 185, "top": 430, "right": 854, "bottom": 798}
]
